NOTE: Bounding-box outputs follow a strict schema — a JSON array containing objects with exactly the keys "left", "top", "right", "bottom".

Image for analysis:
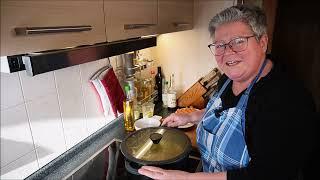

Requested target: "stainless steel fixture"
[
  {"left": 1, "top": 37, "right": 156, "bottom": 76},
  {"left": 14, "top": 25, "right": 92, "bottom": 36},
  {"left": 122, "top": 52, "right": 135, "bottom": 77},
  {"left": 124, "top": 24, "right": 156, "bottom": 30}
]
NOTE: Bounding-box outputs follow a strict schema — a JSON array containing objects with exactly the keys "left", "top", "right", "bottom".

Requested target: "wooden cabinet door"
[
  {"left": 104, "top": 0, "right": 158, "bottom": 42},
  {"left": 158, "top": 0, "right": 193, "bottom": 34},
  {"left": 0, "top": 0, "right": 106, "bottom": 56},
  {"left": 238, "top": 0, "right": 278, "bottom": 53}
]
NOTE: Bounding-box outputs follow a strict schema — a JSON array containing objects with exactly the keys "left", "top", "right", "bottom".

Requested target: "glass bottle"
[
  {"left": 167, "top": 74, "right": 177, "bottom": 109},
  {"left": 162, "top": 81, "right": 169, "bottom": 107},
  {"left": 155, "top": 66, "right": 163, "bottom": 102},
  {"left": 150, "top": 69, "right": 156, "bottom": 92},
  {"left": 123, "top": 85, "right": 135, "bottom": 132}
]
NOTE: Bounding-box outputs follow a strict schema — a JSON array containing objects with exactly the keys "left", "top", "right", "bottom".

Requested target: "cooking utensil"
[
  {"left": 204, "top": 74, "right": 220, "bottom": 89},
  {"left": 120, "top": 127, "right": 192, "bottom": 175},
  {"left": 199, "top": 68, "right": 219, "bottom": 86}
]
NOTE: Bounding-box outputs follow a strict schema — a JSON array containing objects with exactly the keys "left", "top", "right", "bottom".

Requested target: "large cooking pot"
[{"left": 120, "top": 127, "right": 192, "bottom": 176}]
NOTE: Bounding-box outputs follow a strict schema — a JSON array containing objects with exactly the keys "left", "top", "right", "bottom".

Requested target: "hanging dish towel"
[{"left": 90, "top": 65, "right": 124, "bottom": 118}]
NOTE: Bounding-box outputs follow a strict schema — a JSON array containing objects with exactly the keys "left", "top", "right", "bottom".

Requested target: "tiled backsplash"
[{"left": 0, "top": 57, "right": 121, "bottom": 179}]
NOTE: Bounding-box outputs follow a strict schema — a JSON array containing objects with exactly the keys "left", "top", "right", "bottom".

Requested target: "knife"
[
  {"left": 205, "top": 74, "right": 220, "bottom": 89},
  {"left": 199, "top": 68, "right": 219, "bottom": 86}
]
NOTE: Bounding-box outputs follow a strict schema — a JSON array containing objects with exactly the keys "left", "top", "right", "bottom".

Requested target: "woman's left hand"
[{"left": 138, "top": 166, "right": 190, "bottom": 180}]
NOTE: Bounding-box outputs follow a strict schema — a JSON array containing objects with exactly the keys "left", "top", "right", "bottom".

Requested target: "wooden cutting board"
[{"left": 177, "top": 81, "right": 207, "bottom": 107}]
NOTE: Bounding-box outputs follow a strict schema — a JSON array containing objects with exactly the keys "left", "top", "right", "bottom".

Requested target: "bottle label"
[
  {"left": 162, "top": 93, "right": 168, "bottom": 106},
  {"left": 167, "top": 93, "right": 176, "bottom": 108}
]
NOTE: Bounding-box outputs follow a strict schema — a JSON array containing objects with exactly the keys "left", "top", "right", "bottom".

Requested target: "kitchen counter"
[{"left": 25, "top": 102, "right": 199, "bottom": 180}]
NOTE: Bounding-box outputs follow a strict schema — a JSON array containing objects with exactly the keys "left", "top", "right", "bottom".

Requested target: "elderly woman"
[{"left": 138, "top": 5, "right": 316, "bottom": 180}]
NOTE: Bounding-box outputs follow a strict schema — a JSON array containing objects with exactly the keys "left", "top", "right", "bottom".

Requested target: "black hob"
[{"left": 67, "top": 140, "right": 201, "bottom": 180}]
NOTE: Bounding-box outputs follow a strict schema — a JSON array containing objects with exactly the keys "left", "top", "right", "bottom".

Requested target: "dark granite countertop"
[{"left": 153, "top": 101, "right": 177, "bottom": 118}]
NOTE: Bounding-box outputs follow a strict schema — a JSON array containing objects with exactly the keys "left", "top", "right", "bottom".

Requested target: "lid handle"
[{"left": 149, "top": 133, "right": 162, "bottom": 144}]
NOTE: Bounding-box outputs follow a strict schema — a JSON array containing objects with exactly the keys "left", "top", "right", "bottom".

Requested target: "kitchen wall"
[
  {"left": 0, "top": 50, "right": 158, "bottom": 179},
  {"left": 0, "top": 58, "right": 106, "bottom": 179},
  {"left": 0, "top": 0, "right": 234, "bottom": 179},
  {"left": 155, "top": 0, "right": 234, "bottom": 95}
]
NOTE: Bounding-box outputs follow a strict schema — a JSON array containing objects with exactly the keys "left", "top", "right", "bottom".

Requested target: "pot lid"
[{"left": 121, "top": 127, "right": 191, "bottom": 164}]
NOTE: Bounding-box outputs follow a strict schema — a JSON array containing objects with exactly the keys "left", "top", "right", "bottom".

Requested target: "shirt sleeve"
[{"left": 227, "top": 80, "right": 317, "bottom": 180}]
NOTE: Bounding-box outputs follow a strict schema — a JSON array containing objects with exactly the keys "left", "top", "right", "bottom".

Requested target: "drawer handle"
[
  {"left": 173, "top": 22, "right": 191, "bottom": 27},
  {"left": 124, "top": 24, "right": 156, "bottom": 30},
  {"left": 14, "top": 25, "right": 92, "bottom": 35}
]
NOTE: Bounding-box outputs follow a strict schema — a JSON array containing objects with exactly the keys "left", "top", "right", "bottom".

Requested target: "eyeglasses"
[{"left": 208, "top": 35, "right": 256, "bottom": 56}]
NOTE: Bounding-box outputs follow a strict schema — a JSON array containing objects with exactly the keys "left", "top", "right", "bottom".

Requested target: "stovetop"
[{"left": 66, "top": 140, "right": 201, "bottom": 180}]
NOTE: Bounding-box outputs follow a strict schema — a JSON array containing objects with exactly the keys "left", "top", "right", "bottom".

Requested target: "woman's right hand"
[
  {"left": 161, "top": 113, "right": 191, "bottom": 127},
  {"left": 161, "top": 109, "right": 205, "bottom": 127}
]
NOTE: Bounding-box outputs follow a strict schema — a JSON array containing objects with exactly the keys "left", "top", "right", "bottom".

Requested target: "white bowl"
[{"left": 134, "top": 117, "right": 161, "bottom": 130}]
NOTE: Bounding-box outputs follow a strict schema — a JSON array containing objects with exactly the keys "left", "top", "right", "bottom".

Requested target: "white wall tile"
[
  {"left": 0, "top": 72, "right": 24, "bottom": 110},
  {"left": 79, "top": 60, "right": 108, "bottom": 135},
  {"left": 0, "top": 104, "right": 35, "bottom": 167},
  {"left": 54, "top": 65, "right": 88, "bottom": 149},
  {"left": 19, "top": 71, "right": 56, "bottom": 102},
  {"left": 0, "top": 150, "right": 38, "bottom": 180},
  {"left": 26, "top": 94, "right": 66, "bottom": 167}
]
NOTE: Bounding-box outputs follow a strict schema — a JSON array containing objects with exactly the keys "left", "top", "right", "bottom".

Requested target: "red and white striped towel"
[{"left": 90, "top": 66, "right": 124, "bottom": 118}]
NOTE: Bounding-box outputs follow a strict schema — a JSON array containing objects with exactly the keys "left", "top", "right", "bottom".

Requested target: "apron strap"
[
  {"left": 216, "top": 59, "right": 268, "bottom": 101},
  {"left": 216, "top": 78, "right": 231, "bottom": 98},
  {"left": 239, "top": 59, "right": 269, "bottom": 135},
  {"left": 239, "top": 59, "right": 269, "bottom": 108}
]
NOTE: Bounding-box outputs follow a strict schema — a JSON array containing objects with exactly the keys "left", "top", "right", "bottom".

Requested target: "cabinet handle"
[
  {"left": 14, "top": 25, "right": 92, "bottom": 36},
  {"left": 124, "top": 24, "right": 156, "bottom": 30},
  {"left": 173, "top": 22, "right": 191, "bottom": 27}
]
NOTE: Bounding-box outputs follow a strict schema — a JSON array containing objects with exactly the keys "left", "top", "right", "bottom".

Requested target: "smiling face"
[{"left": 213, "top": 21, "right": 268, "bottom": 83}]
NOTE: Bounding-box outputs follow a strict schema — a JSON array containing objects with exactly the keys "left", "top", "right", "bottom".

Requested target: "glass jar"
[{"left": 142, "top": 79, "right": 152, "bottom": 100}]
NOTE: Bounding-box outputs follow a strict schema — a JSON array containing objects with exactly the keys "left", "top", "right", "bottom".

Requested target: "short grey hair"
[{"left": 209, "top": 5, "right": 267, "bottom": 39}]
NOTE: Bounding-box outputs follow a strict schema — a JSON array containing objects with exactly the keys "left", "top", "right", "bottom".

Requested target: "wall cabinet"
[
  {"left": 104, "top": 0, "right": 158, "bottom": 42},
  {"left": 239, "top": 0, "right": 277, "bottom": 53},
  {"left": 158, "top": 0, "right": 194, "bottom": 34},
  {"left": 1, "top": 0, "right": 194, "bottom": 57},
  {"left": 0, "top": 0, "right": 106, "bottom": 56}
]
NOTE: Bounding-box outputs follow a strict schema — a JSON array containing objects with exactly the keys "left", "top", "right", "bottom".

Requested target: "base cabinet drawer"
[{"left": 0, "top": 0, "right": 106, "bottom": 56}]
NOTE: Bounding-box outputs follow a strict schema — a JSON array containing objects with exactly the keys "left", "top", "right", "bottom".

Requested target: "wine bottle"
[{"left": 155, "top": 66, "right": 163, "bottom": 102}]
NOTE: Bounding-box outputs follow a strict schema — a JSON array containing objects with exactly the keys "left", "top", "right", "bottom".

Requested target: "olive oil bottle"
[{"left": 123, "top": 85, "right": 135, "bottom": 132}]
